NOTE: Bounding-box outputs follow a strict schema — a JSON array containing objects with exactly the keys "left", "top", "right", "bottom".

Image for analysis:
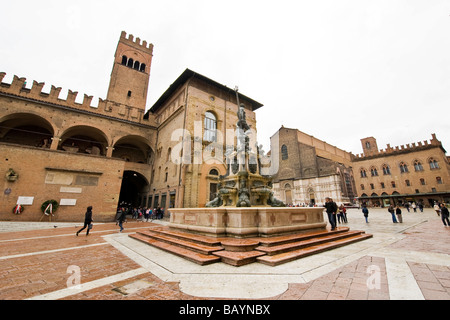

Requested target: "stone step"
[
  {"left": 257, "top": 233, "right": 373, "bottom": 266},
  {"left": 256, "top": 230, "right": 365, "bottom": 256},
  {"left": 129, "top": 233, "right": 221, "bottom": 266},
  {"left": 135, "top": 230, "right": 224, "bottom": 255},
  {"left": 213, "top": 250, "right": 267, "bottom": 267},
  {"left": 148, "top": 226, "right": 222, "bottom": 247},
  {"left": 257, "top": 227, "right": 350, "bottom": 247}
]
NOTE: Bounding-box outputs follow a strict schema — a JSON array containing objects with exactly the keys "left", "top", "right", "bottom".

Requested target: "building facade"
[
  {"left": 271, "top": 126, "right": 356, "bottom": 206},
  {"left": 0, "top": 32, "right": 262, "bottom": 222},
  {"left": 353, "top": 134, "right": 450, "bottom": 207}
]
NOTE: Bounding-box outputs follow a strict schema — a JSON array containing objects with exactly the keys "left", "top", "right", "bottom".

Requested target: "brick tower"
[
  {"left": 360, "top": 137, "right": 379, "bottom": 156},
  {"left": 106, "top": 31, "right": 154, "bottom": 111}
]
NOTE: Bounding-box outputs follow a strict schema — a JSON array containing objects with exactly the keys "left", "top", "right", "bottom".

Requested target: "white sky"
[{"left": 1, "top": 0, "right": 449, "bottom": 155}]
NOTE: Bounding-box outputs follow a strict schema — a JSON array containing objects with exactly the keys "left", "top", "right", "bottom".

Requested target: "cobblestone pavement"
[{"left": 0, "top": 208, "right": 449, "bottom": 302}]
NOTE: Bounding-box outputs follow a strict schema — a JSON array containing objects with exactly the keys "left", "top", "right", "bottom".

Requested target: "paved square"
[{"left": 0, "top": 208, "right": 449, "bottom": 300}]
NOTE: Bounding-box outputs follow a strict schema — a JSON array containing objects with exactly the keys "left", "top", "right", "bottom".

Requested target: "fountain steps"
[{"left": 129, "top": 227, "right": 372, "bottom": 267}]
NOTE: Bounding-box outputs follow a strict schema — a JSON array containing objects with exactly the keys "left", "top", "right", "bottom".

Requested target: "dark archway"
[{"left": 118, "top": 170, "right": 149, "bottom": 208}]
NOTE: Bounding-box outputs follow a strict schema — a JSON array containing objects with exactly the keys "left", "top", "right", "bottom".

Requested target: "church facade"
[{"left": 0, "top": 31, "right": 262, "bottom": 222}]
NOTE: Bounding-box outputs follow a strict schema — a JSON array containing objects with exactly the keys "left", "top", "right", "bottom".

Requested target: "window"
[
  {"left": 382, "top": 164, "right": 391, "bottom": 175},
  {"left": 429, "top": 158, "right": 440, "bottom": 169},
  {"left": 399, "top": 162, "right": 409, "bottom": 173},
  {"left": 140, "top": 63, "right": 146, "bottom": 72},
  {"left": 436, "top": 177, "right": 443, "bottom": 184},
  {"left": 420, "top": 178, "right": 426, "bottom": 185},
  {"left": 405, "top": 180, "right": 411, "bottom": 186},
  {"left": 414, "top": 160, "right": 423, "bottom": 172},
  {"left": 360, "top": 184, "right": 365, "bottom": 191},
  {"left": 281, "top": 145, "right": 288, "bottom": 160},
  {"left": 360, "top": 169, "right": 367, "bottom": 178},
  {"left": 370, "top": 167, "right": 378, "bottom": 177},
  {"left": 127, "top": 90, "right": 132, "bottom": 97},
  {"left": 391, "top": 181, "right": 396, "bottom": 188},
  {"left": 380, "top": 182, "right": 385, "bottom": 189},
  {"left": 204, "top": 111, "right": 217, "bottom": 142},
  {"left": 121, "top": 55, "right": 128, "bottom": 65},
  {"left": 370, "top": 183, "right": 374, "bottom": 190},
  {"left": 365, "top": 142, "right": 371, "bottom": 149},
  {"left": 127, "top": 58, "right": 134, "bottom": 68},
  {"left": 209, "top": 169, "right": 219, "bottom": 176},
  {"left": 133, "top": 61, "right": 140, "bottom": 70}
]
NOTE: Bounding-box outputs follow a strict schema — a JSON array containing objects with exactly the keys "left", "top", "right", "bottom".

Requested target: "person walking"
[
  {"left": 324, "top": 197, "right": 337, "bottom": 231},
  {"left": 411, "top": 202, "right": 417, "bottom": 212},
  {"left": 117, "top": 207, "right": 127, "bottom": 232},
  {"left": 362, "top": 204, "right": 369, "bottom": 223},
  {"left": 388, "top": 204, "right": 398, "bottom": 223},
  {"left": 76, "top": 206, "right": 93, "bottom": 236},
  {"left": 434, "top": 202, "right": 441, "bottom": 216},
  {"left": 396, "top": 205, "right": 403, "bottom": 223},
  {"left": 418, "top": 201, "right": 424, "bottom": 213},
  {"left": 337, "top": 204, "right": 347, "bottom": 224},
  {"left": 439, "top": 203, "right": 450, "bottom": 227}
]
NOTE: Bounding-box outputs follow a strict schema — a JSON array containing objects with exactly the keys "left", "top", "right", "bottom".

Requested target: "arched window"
[
  {"left": 436, "top": 177, "right": 443, "bottom": 184},
  {"left": 370, "top": 166, "right": 378, "bottom": 177},
  {"left": 399, "top": 162, "right": 409, "bottom": 173},
  {"left": 281, "top": 145, "right": 288, "bottom": 160},
  {"left": 127, "top": 58, "right": 134, "bottom": 68},
  {"left": 414, "top": 160, "right": 423, "bottom": 171},
  {"left": 209, "top": 169, "right": 219, "bottom": 176},
  {"left": 429, "top": 158, "right": 440, "bottom": 169},
  {"left": 360, "top": 168, "right": 367, "bottom": 178},
  {"left": 121, "top": 55, "right": 128, "bottom": 65},
  {"left": 133, "top": 60, "right": 140, "bottom": 70},
  {"left": 204, "top": 111, "right": 217, "bottom": 142},
  {"left": 382, "top": 164, "right": 391, "bottom": 175},
  {"left": 140, "top": 63, "right": 146, "bottom": 72}
]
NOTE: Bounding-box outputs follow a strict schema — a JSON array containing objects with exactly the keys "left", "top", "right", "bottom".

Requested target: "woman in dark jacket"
[{"left": 76, "top": 206, "right": 93, "bottom": 236}]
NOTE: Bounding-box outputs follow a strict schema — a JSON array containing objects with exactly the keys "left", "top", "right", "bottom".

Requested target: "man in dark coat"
[
  {"left": 76, "top": 206, "right": 93, "bottom": 236},
  {"left": 324, "top": 197, "right": 338, "bottom": 231}
]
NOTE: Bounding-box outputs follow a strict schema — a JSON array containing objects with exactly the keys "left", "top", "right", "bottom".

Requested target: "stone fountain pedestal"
[{"left": 168, "top": 206, "right": 326, "bottom": 238}]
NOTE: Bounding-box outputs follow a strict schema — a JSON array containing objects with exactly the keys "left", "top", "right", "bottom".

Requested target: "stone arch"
[
  {"left": 112, "top": 135, "right": 154, "bottom": 164},
  {"left": 0, "top": 112, "right": 55, "bottom": 148},
  {"left": 59, "top": 125, "right": 109, "bottom": 156}
]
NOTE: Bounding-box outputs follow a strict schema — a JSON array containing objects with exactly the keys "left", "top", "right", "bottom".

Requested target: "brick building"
[
  {"left": 0, "top": 31, "right": 262, "bottom": 222},
  {"left": 271, "top": 126, "right": 450, "bottom": 208},
  {"left": 353, "top": 134, "right": 450, "bottom": 207},
  {"left": 271, "top": 126, "right": 356, "bottom": 206}
]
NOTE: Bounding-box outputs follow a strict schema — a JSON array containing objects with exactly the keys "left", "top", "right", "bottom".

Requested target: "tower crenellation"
[
  {"left": 0, "top": 31, "right": 156, "bottom": 125},
  {"left": 353, "top": 134, "right": 444, "bottom": 161}
]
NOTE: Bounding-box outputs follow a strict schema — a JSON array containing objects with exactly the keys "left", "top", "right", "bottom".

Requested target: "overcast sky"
[{"left": 1, "top": 0, "right": 449, "bottom": 155}]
